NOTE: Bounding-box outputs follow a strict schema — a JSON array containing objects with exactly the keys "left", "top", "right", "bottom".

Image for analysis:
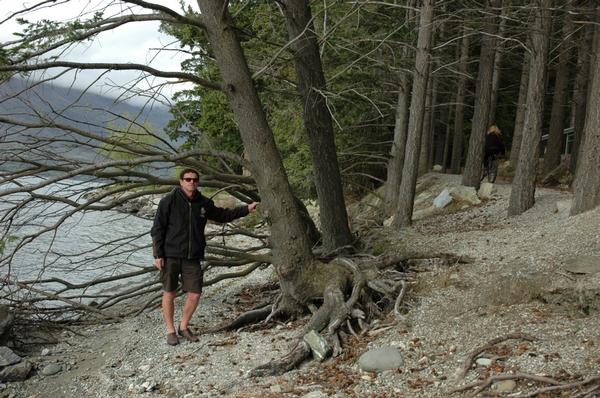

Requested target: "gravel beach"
[{"left": 5, "top": 173, "right": 600, "bottom": 398}]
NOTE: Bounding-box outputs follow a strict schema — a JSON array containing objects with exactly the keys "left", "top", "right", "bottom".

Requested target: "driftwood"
[{"left": 456, "top": 332, "right": 537, "bottom": 379}]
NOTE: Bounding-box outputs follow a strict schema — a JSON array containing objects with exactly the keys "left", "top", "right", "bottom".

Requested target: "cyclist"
[{"left": 482, "top": 125, "right": 505, "bottom": 182}]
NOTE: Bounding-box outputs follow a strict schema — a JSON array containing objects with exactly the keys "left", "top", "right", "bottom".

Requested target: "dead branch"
[{"left": 457, "top": 332, "right": 537, "bottom": 379}]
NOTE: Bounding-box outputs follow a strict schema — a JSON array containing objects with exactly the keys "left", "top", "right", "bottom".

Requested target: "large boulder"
[
  {"left": 358, "top": 346, "right": 404, "bottom": 372},
  {"left": 449, "top": 186, "right": 481, "bottom": 206}
]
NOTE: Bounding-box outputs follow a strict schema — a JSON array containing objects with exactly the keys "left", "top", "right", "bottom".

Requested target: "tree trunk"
[
  {"left": 543, "top": 6, "right": 574, "bottom": 175},
  {"left": 196, "top": 0, "right": 315, "bottom": 309},
  {"left": 392, "top": 0, "right": 434, "bottom": 228},
  {"left": 281, "top": 0, "right": 354, "bottom": 251},
  {"left": 570, "top": 22, "right": 594, "bottom": 172},
  {"left": 384, "top": 50, "right": 412, "bottom": 215},
  {"left": 510, "top": 52, "right": 530, "bottom": 168},
  {"left": 450, "top": 28, "right": 470, "bottom": 174},
  {"left": 442, "top": 103, "right": 453, "bottom": 172},
  {"left": 461, "top": 0, "right": 500, "bottom": 188},
  {"left": 488, "top": 4, "right": 507, "bottom": 124},
  {"left": 419, "top": 70, "right": 434, "bottom": 176},
  {"left": 508, "top": 0, "right": 552, "bottom": 216},
  {"left": 571, "top": 6, "right": 600, "bottom": 215}
]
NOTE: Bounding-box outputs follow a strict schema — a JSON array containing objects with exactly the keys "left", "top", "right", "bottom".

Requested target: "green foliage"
[{"left": 162, "top": 1, "right": 414, "bottom": 197}]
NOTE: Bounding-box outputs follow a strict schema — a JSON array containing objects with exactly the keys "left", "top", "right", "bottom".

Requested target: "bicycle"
[{"left": 481, "top": 154, "right": 499, "bottom": 183}]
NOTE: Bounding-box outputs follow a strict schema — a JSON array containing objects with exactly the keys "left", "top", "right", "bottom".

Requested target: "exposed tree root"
[
  {"left": 214, "top": 304, "right": 272, "bottom": 332},
  {"left": 248, "top": 340, "right": 311, "bottom": 378},
  {"left": 247, "top": 254, "right": 418, "bottom": 376}
]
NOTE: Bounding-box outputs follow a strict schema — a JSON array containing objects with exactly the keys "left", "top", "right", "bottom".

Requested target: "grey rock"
[
  {"left": 475, "top": 357, "right": 492, "bottom": 367},
  {"left": 564, "top": 256, "right": 600, "bottom": 275},
  {"left": 433, "top": 189, "right": 453, "bottom": 208},
  {"left": 40, "top": 348, "right": 51, "bottom": 356},
  {"left": 0, "top": 360, "right": 32, "bottom": 381},
  {"left": 40, "top": 363, "right": 62, "bottom": 376},
  {"left": 554, "top": 199, "right": 572, "bottom": 214},
  {"left": 0, "top": 347, "right": 21, "bottom": 366},
  {"left": 303, "top": 330, "right": 332, "bottom": 362},
  {"left": 450, "top": 185, "right": 481, "bottom": 205},
  {"left": 357, "top": 346, "right": 404, "bottom": 373},
  {"left": 477, "top": 182, "right": 495, "bottom": 200},
  {"left": 493, "top": 379, "right": 517, "bottom": 392},
  {"left": 302, "top": 391, "right": 328, "bottom": 398}
]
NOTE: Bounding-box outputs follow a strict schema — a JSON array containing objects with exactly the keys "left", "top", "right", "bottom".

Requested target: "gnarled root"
[{"left": 247, "top": 339, "right": 311, "bottom": 377}]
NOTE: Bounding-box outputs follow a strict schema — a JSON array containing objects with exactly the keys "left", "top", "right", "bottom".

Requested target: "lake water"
[{"left": 0, "top": 176, "right": 156, "bottom": 301}]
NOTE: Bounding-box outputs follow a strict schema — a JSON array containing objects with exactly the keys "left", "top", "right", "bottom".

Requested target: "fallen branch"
[
  {"left": 457, "top": 332, "right": 537, "bottom": 379},
  {"left": 450, "top": 372, "right": 561, "bottom": 397}
]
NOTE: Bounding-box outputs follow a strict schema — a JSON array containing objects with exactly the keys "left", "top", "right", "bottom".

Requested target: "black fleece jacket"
[{"left": 151, "top": 188, "right": 249, "bottom": 260}]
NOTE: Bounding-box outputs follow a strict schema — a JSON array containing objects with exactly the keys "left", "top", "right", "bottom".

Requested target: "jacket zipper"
[{"left": 187, "top": 201, "right": 192, "bottom": 259}]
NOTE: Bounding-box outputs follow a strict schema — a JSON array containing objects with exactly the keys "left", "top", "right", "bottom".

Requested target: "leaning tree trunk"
[
  {"left": 450, "top": 27, "right": 470, "bottom": 174},
  {"left": 419, "top": 70, "right": 434, "bottom": 176},
  {"left": 571, "top": 6, "right": 600, "bottom": 215},
  {"left": 488, "top": 4, "right": 507, "bottom": 125},
  {"left": 570, "top": 21, "right": 593, "bottom": 173},
  {"left": 281, "top": 0, "right": 354, "bottom": 252},
  {"left": 543, "top": 6, "right": 573, "bottom": 176},
  {"left": 384, "top": 66, "right": 411, "bottom": 215},
  {"left": 508, "top": 0, "right": 552, "bottom": 216},
  {"left": 392, "top": 0, "right": 434, "bottom": 228},
  {"left": 510, "top": 52, "right": 530, "bottom": 168},
  {"left": 197, "top": 0, "right": 320, "bottom": 312},
  {"left": 461, "top": 0, "right": 500, "bottom": 188}
]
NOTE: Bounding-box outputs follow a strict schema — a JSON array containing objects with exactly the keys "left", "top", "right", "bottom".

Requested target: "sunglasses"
[{"left": 182, "top": 177, "right": 199, "bottom": 182}]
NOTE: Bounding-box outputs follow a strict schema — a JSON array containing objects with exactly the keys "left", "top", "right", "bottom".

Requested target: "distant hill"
[{"left": 0, "top": 77, "right": 176, "bottom": 175}]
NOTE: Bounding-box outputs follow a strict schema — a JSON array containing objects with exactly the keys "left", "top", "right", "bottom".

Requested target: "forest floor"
[{"left": 5, "top": 172, "right": 600, "bottom": 398}]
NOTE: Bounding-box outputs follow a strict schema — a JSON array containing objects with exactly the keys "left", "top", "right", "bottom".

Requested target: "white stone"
[
  {"left": 433, "top": 164, "right": 443, "bottom": 172},
  {"left": 554, "top": 199, "right": 572, "bottom": 214},
  {"left": 450, "top": 186, "right": 481, "bottom": 205},
  {"left": 40, "top": 348, "right": 50, "bottom": 356},
  {"left": 477, "top": 182, "right": 495, "bottom": 199},
  {"left": 138, "top": 364, "right": 152, "bottom": 373},
  {"left": 433, "top": 189, "right": 453, "bottom": 208},
  {"left": 475, "top": 357, "right": 492, "bottom": 367}
]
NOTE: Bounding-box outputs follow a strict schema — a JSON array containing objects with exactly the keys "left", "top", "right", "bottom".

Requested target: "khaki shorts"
[{"left": 160, "top": 258, "right": 204, "bottom": 293}]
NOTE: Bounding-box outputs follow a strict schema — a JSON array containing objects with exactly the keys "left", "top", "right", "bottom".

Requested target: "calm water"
[{"left": 1, "top": 177, "right": 155, "bottom": 295}]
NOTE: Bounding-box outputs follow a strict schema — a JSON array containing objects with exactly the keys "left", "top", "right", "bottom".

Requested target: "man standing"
[{"left": 151, "top": 168, "right": 258, "bottom": 345}]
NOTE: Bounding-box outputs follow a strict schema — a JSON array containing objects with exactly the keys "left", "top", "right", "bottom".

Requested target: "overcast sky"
[{"left": 0, "top": 0, "right": 196, "bottom": 104}]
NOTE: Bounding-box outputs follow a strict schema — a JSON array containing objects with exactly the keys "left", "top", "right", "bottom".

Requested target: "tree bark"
[
  {"left": 419, "top": 70, "right": 434, "bottom": 176},
  {"left": 488, "top": 4, "right": 507, "bottom": 125},
  {"left": 461, "top": 0, "right": 500, "bottom": 188},
  {"left": 508, "top": 0, "right": 552, "bottom": 216},
  {"left": 196, "top": 0, "right": 314, "bottom": 305},
  {"left": 384, "top": 49, "right": 412, "bottom": 215},
  {"left": 392, "top": 0, "right": 434, "bottom": 228},
  {"left": 281, "top": 0, "right": 354, "bottom": 251},
  {"left": 510, "top": 52, "right": 530, "bottom": 168},
  {"left": 450, "top": 27, "right": 470, "bottom": 174},
  {"left": 570, "top": 21, "right": 594, "bottom": 172},
  {"left": 543, "top": 6, "right": 574, "bottom": 175},
  {"left": 571, "top": 6, "right": 600, "bottom": 215}
]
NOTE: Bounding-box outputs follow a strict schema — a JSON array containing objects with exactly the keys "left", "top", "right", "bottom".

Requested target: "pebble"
[
  {"left": 475, "top": 357, "right": 492, "bottom": 367},
  {"left": 40, "top": 349, "right": 50, "bottom": 357},
  {"left": 40, "top": 363, "right": 62, "bottom": 376},
  {"left": 494, "top": 379, "right": 517, "bottom": 392}
]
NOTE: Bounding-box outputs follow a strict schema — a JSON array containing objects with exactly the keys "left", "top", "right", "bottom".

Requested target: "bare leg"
[
  {"left": 180, "top": 292, "right": 201, "bottom": 330},
  {"left": 162, "top": 290, "right": 177, "bottom": 334}
]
